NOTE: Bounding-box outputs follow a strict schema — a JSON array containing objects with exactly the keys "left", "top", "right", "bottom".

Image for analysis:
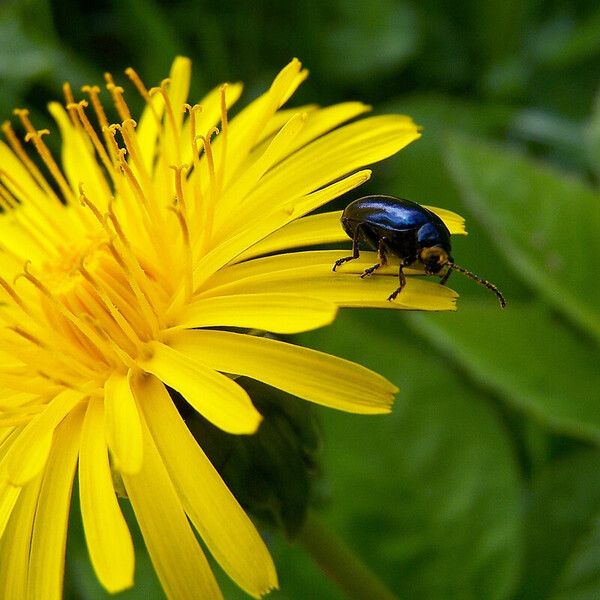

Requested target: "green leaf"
[
  {"left": 514, "top": 450, "right": 600, "bottom": 600},
  {"left": 532, "top": 7, "right": 600, "bottom": 69},
  {"left": 408, "top": 304, "right": 600, "bottom": 443},
  {"left": 444, "top": 132, "right": 600, "bottom": 343},
  {"left": 296, "top": 310, "right": 522, "bottom": 600},
  {"left": 587, "top": 87, "right": 600, "bottom": 179},
  {"left": 185, "top": 379, "right": 323, "bottom": 538},
  {"left": 320, "top": 0, "right": 418, "bottom": 82}
]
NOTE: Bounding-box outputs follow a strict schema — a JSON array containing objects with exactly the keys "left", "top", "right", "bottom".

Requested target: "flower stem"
[{"left": 297, "top": 510, "right": 400, "bottom": 600}]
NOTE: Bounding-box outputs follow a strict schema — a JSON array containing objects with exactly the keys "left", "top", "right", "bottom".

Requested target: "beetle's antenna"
[{"left": 446, "top": 262, "right": 506, "bottom": 308}]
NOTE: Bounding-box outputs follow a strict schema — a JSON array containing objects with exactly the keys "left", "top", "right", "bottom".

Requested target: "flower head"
[{"left": 0, "top": 57, "right": 462, "bottom": 599}]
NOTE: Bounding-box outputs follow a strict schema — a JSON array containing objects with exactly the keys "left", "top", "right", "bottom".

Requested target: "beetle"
[{"left": 332, "top": 195, "right": 506, "bottom": 307}]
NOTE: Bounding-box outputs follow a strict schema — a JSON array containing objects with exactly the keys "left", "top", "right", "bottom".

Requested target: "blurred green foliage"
[{"left": 2, "top": 0, "right": 600, "bottom": 598}]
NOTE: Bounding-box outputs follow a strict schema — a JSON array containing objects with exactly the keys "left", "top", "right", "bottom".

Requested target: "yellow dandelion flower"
[{"left": 0, "top": 57, "right": 463, "bottom": 600}]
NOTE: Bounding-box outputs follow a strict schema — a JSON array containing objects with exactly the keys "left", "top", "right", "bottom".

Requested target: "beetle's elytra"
[{"left": 333, "top": 195, "right": 506, "bottom": 308}]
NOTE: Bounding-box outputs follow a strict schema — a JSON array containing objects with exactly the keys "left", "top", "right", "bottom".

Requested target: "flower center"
[{"left": 41, "top": 235, "right": 104, "bottom": 296}]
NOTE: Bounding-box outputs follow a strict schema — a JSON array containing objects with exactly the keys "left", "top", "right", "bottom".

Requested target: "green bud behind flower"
[{"left": 178, "top": 377, "right": 324, "bottom": 537}]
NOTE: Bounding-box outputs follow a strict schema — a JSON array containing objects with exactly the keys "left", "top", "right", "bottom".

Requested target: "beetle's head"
[{"left": 419, "top": 246, "right": 452, "bottom": 274}]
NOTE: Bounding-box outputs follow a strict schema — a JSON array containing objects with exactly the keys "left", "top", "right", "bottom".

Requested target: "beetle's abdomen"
[
  {"left": 343, "top": 196, "right": 433, "bottom": 230},
  {"left": 340, "top": 195, "right": 453, "bottom": 260}
]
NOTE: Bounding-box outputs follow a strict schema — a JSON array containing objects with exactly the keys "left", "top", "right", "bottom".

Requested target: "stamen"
[
  {"left": 15, "top": 110, "right": 76, "bottom": 205},
  {"left": 118, "top": 119, "right": 153, "bottom": 191},
  {"left": 78, "top": 258, "right": 146, "bottom": 348},
  {"left": 81, "top": 85, "right": 110, "bottom": 130},
  {"left": 79, "top": 184, "right": 105, "bottom": 223},
  {"left": 184, "top": 103, "right": 204, "bottom": 217},
  {"left": 90, "top": 315, "right": 139, "bottom": 370},
  {"left": 168, "top": 206, "right": 193, "bottom": 301},
  {"left": 217, "top": 84, "right": 229, "bottom": 191},
  {"left": 8, "top": 326, "right": 46, "bottom": 349},
  {"left": 170, "top": 163, "right": 189, "bottom": 211},
  {"left": 198, "top": 129, "right": 218, "bottom": 190},
  {"left": 101, "top": 233, "right": 162, "bottom": 335},
  {"left": 0, "top": 277, "right": 31, "bottom": 315},
  {"left": 68, "top": 100, "right": 116, "bottom": 177},
  {"left": 125, "top": 67, "right": 161, "bottom": 124},
  {"left": 3, "top": 320, "right": 102, "bottom": 383},
  {"left": 63, "top": 82, "right": 76, "bottom": 107},
  {"left": 104, "top": 73, "right": 132, "bottom": 121},
  {"left": 37, "top": 369, "right": 82, "bottom": 390},
  {"left": 62, "top": 83, "right": 78, "bottom": 125},
  {"left": 16, "top": 263, "right": 117, "bottom": 363},
  {"left": 197, "top": 127, "right": 219, "bottom": 244},
  {"left": 115, "top": 145, "right": 148, "bottom": 208},
  {"left": 150, "top": 80, "right": 181, "bottom": 165},
  {"left": 1, "top": 121, "right": 63, "bottom": 207}
]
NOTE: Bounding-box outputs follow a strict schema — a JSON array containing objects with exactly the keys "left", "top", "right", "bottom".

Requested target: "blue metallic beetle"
[{"left": 332, "top": 195, "right": 506, "bottom": 307}]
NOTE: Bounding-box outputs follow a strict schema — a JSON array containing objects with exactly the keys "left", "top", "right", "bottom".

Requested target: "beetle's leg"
[
  {"left": 387, "top": 262, "right": 407, "bottom": 302},
  {"left": 360, "top": 238, "right": 388, "bottom": 278},
  {"left": 439, "top": 267, "right": 452, "bottom": 285},
  {"left": 333, "top": 225, "right": 363, "bottom": 271}
]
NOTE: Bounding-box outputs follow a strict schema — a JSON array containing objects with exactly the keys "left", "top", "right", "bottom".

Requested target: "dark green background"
[{"left": 2, "top": 0, "right": 600, "bottom": 598}]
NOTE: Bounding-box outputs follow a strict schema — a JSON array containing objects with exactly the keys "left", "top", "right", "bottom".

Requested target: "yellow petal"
[
  {"left": 202, "top": 250, "right": 457, "bottom": 312},
  {"left": 254, "top": 104, "right": 319, "bottom": 148},
  {"left": 167, "top": 330, "right": 397, "bottom": 414},
  {"left": 0, "top": 428, "right": 21, "bottom": 539},
  {"left": 0, "top": 473, "right": 43, "bottom": 599},
  {"left": 166, "top": 56, "right": 192, "bottom": 132},
  {"left": 122, "top": 414, "right": 223, "bottom": 600},
  {"left": 235, "top": 115, "right": 420, "bottom": 225},
  {"left": 248, "top": 101, "right": 370, "bottom": 164},
  {"left": 27, "top": 405, "right": 84, "bottom": 600},
  {"left": 236, "top": 212, "right": 350, "bottom": 262},
  {"left": 178, "top": 293, "right": 337, "bottom": 334},
  {"left": 192, "top": 204, "right": 291, "bottom": 292},
  {"left": 223, "top": 59, "right": 306, "bottom": 188},
  {"left": 141, "top": 342, "right": 262, "bottom": 434},
  {"left": 2, "top": 389, "right": 83, "bottom": 486},
  {"left": 49, "top": 102, "right": 111, "bottom": 206},
  {"left": 104, "top": 371, "right": 143, "bottom": 475},
  {"left": 216, "top": 112, "right": 308, "bottom": 221},
  {"left": 79, "top": 398, "right": 134, "bottom": 593},
  {"left": 276, "top": 101, "right": 373, "bottom": 157},
  {"left": 198, "top": 170, "right": 371, "bottom": 290},
  {"left": 0, "top": 479, "right": 20, "bottom": 540},
  {"left": 137, "top": 376, "right": 278, "bottom": 597}
]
